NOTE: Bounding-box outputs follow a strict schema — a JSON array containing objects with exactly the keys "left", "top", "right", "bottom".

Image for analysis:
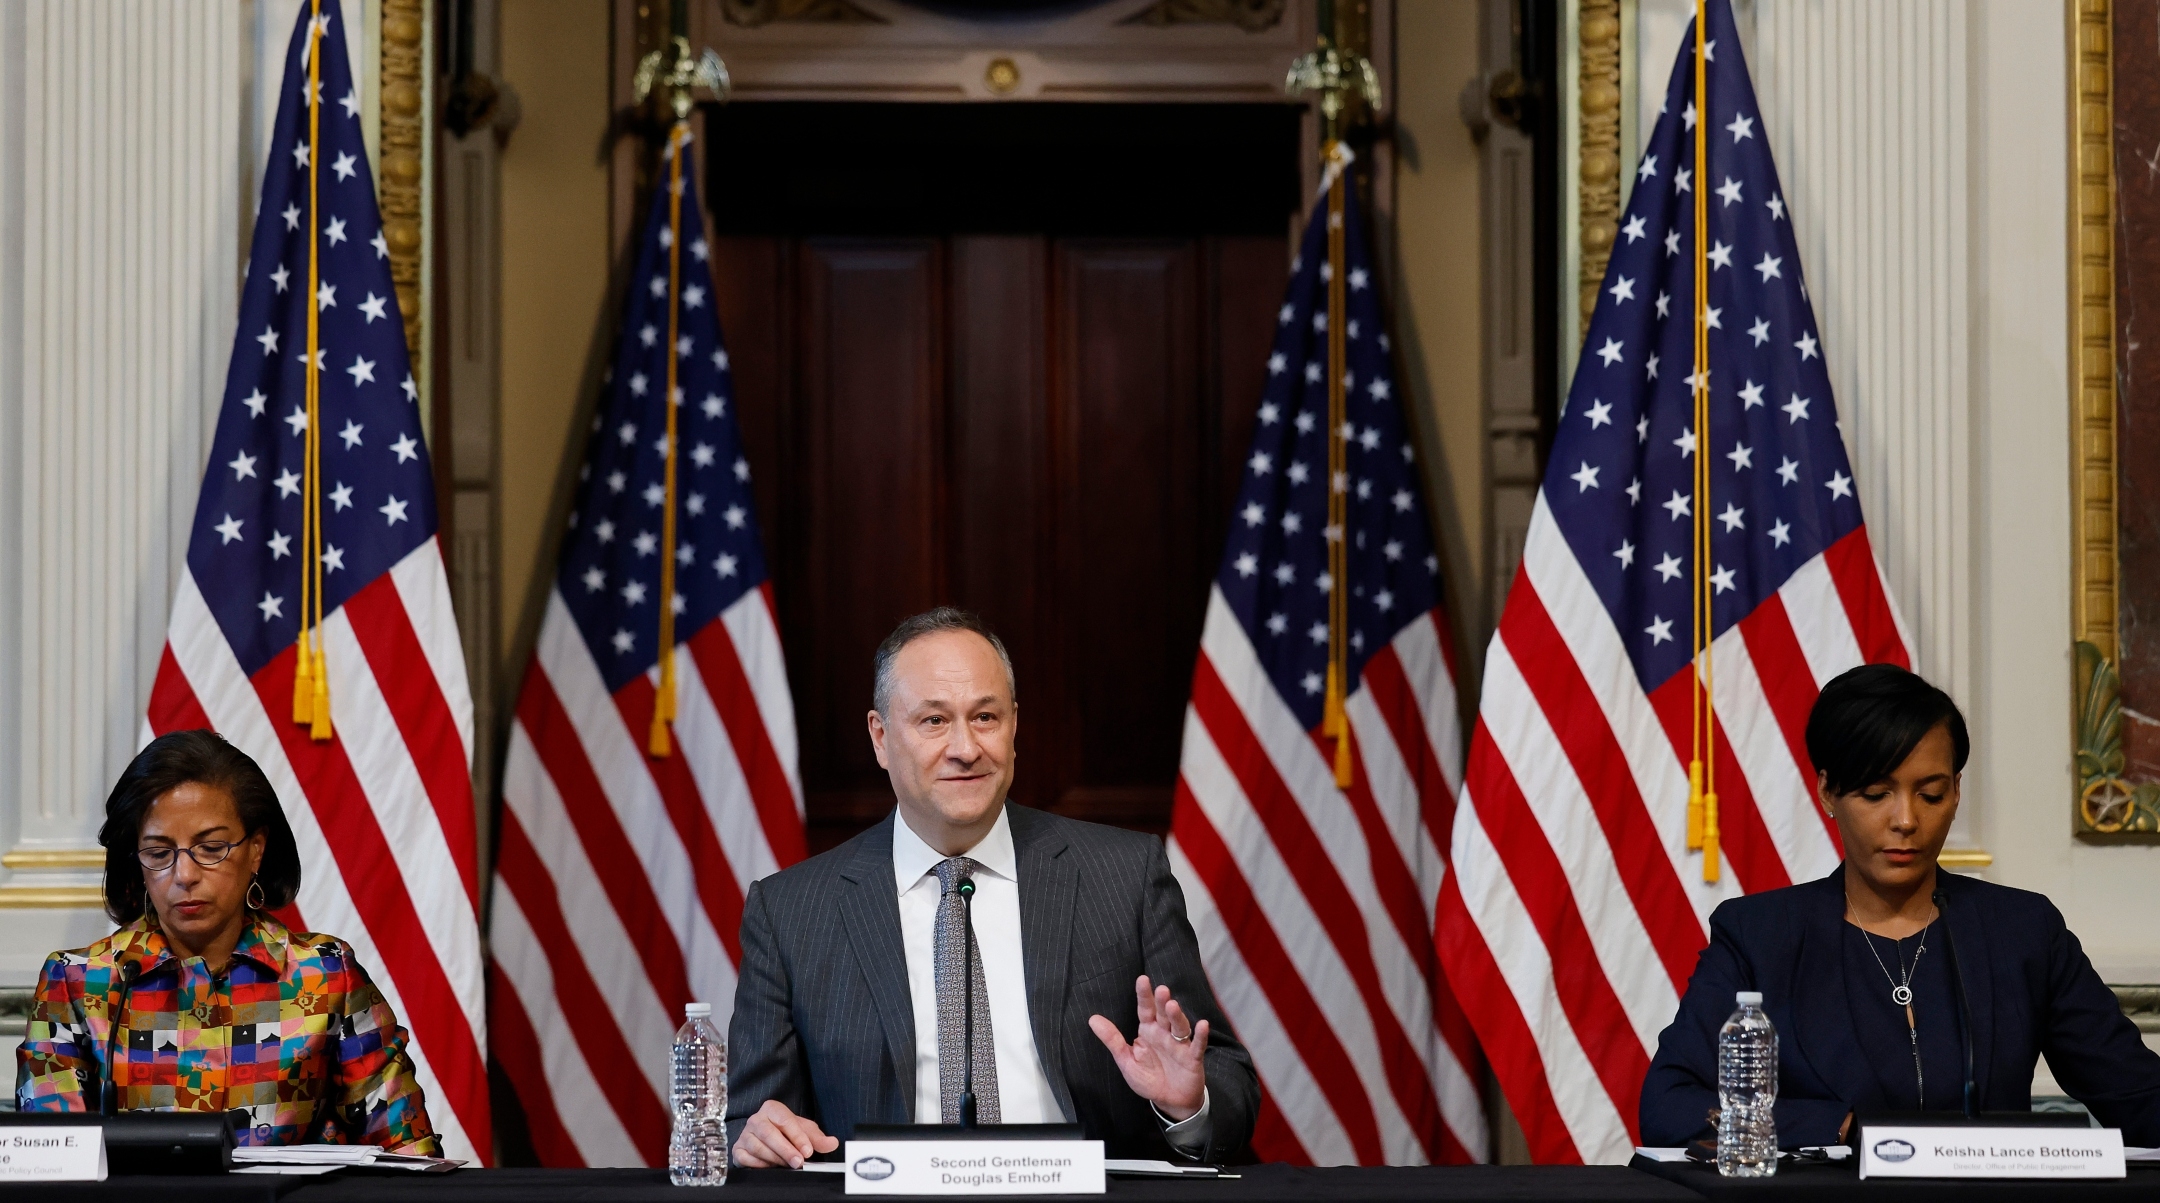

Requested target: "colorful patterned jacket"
[{"left": 15, "top": 911, "right": 439, "bottom": 1153}]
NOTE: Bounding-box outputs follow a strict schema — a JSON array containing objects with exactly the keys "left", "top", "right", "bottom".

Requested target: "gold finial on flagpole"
[
  {"left": 1286, "top": 0, "right": 1381, "bottom": 144},
  {"left": 633, "top": 13, "right": 727, "bottom": 758},
  {"left": 634, "top": 36, "right": 729, "bottom": 121},
  {"left": 1288, "top": 1, "right": 1376, "bottom": 791}
]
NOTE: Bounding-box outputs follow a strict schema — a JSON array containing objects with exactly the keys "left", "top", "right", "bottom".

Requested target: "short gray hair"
[{"left": 872, "top": 607, "right": 1017, "bottom": 717}]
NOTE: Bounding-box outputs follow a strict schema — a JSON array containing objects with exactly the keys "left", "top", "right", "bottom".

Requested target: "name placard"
[
  {"left": 0, "top": 1127, "right": 106, "bottom": 1181},
  {"left": 842, "top": 1139, "right": 1105, "bottom": 1195},
  {"left": 1858, "top": 1125, "right": 2124, "bottom": 1180}
]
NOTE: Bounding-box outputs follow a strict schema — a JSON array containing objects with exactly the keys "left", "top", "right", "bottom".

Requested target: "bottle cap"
[
  {"left": 685, "top": 1001, "right": 713, "bottom": 1018},
  {"left": 1735, "top": 990, "right": 1763, "bottom": 1006}
]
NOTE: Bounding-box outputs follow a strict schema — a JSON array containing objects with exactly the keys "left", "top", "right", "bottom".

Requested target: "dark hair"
[
  {"left": 1804, "top": 664, "right": 1970, "bottom": 797},
  {"left": 99, "top": 730, "right": 301, "bottom": 925},
  {"left": 872, "top": 607, "right": 1016, "bottom": 716}
]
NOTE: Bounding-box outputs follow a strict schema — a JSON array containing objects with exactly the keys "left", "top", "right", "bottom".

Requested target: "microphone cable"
[
  {"left": 1932, "top": 885, "right": 1978, "bottom": 1118},
  {"left": 101, "top": 963, "right": 140, "bottom": 1117},
  {"left": 957, "top": 876, "right": 978, "bottom": 1128}
]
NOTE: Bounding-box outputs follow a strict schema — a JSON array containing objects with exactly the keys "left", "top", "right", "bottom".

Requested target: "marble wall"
[{"left": 2112, "top": 0, "right": 2160, "bottom": 787}]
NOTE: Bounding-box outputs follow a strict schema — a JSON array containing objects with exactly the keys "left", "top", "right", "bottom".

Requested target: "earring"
[{"left": 246, "top": 877, "right": 265, "bottom": 911}]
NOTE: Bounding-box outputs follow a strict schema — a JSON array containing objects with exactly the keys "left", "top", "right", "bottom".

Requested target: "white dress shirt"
[
  {"left": 893, "top": 807, "right": 1210, "bottom": 1153},
  {"left": 894, "top": 807, "right": 1065, "bottom": 1124}
]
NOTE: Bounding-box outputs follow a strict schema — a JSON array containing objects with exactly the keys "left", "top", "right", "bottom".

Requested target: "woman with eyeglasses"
[{"left": 14, "top": 729, "right": 438, "bottom": 1152}]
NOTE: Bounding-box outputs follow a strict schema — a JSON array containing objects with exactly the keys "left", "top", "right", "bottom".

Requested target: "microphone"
[
  {"left": 957, "top": 875, "right": 978, "bottom": 1129},
  {"left": 1932, "top": 885, "right": 1977, "bottom": 1118},
  {"left": 102, "top": 963, "right": 139, "bottom": 1118}
]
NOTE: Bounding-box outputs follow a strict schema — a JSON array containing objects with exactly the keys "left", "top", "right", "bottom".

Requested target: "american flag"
[
  {"left": 145, "top": 4, "right": 490, "bottom": 1161},
  {"left": 488, "top": 127, "right": 805, "bottom": 1167},
  {"left": 1435, "top": 0, "right": 1912, "bottom": 1164},
  {"left": 1167, "top": 155, "right": 1487, "bottom": 1165}
]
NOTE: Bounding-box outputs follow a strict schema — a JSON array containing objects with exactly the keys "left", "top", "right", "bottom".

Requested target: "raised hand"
[{"left": 1087, "top": 974, "right": 1208, "bottom": 1121}]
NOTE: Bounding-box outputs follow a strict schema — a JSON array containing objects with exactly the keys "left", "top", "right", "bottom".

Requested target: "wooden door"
[{"left": 714, "top": 232, "right": 1285, "bottom": 850}]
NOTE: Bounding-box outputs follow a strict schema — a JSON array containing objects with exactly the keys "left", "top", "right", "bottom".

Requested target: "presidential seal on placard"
[{"left": 1870, "top": 1139, "right": 1917, "bottom": 1164}]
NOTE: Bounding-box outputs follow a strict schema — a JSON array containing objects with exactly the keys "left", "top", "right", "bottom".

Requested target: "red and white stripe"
[
  {"left": 489, "top": 584, "right": 803, "bottom": 1167},
  {"left": 1435, "top": 497, "right": 1912, "bottom": 1164},
  {"left": 1169, "top": 589, "right": 1488, "bottom": 1165},
  {"left": 145, "top": 539, "right": 492, "bottom": 1163}
]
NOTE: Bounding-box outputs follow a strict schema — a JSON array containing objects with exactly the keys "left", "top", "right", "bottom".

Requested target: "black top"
[
  {"left": 1640, "top": 866, "right": 2160, "bottom": 1148},
  {"left": 1842, "top": 921, "right": 1964, "bottom": 1112}
]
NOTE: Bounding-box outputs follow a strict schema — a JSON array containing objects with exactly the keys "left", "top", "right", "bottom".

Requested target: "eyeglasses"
[{"left": 136, "top": 841, "right": 242, "bottom": 872}]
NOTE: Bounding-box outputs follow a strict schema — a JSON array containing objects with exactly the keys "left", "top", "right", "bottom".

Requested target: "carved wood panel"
[
  {"left": 792, "top": 241, "right": 950, "bottom": 831},
  {"left": 712, "top": 233, "right": 1284, "bottom": 850},
  {"left": 1045, "top": 241, "right": 1204, "bottom": 827}
]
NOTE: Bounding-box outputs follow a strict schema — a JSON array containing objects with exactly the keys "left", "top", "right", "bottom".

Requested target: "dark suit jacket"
[
  {"left": 1640, "top": 866, "right": 2160, "bottom": 1148},
  {"left": 726, "top": 803, "right": 1260, "bottom": 1161}
]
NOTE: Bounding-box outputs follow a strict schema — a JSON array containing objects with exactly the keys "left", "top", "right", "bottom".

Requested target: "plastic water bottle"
[
  {"left": 1716, "top": 990, "right": 1778, "bottom": 1177},
  {"left": 669, "top": 1001, "right": 727, "bottom": 1186}
]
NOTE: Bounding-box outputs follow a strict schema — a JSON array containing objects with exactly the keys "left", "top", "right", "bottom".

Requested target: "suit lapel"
[
  {"left": 1013, "top": 806, "right": 1079, "bottom": 1123},
  {"left": 1940, "top": 874, "right": 1996, "bottom": 1104},
  {"left": 839, "top": 814, "right": 917, "bottom": 1117},
  {"left": 1793, "top": 870, "right": 1875, "bottom": 1108}
]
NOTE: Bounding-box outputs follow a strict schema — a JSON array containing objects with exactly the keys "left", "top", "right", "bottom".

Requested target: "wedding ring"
[{"left": 1171, "top": 1030, "right": 1193, "bottom": 1043}]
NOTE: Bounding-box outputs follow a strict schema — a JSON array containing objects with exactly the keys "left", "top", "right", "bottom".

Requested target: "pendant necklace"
[
  {"left": 1860, "top": 921, "right": 1932, "bottom": 1107},
  {"left": 1861, "top": 922, "right": 1928, "bottom": 1007}
]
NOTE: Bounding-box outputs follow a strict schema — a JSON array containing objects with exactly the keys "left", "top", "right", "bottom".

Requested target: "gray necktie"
[{"left": 933, "top": 856, "right": 1000, "bottom": 1124}]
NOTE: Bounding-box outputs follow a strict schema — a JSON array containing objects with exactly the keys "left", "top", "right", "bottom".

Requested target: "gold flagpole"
[
  {"left": 1288, "top": 0, "right": 1379, "bottom": 790},
  {"left": 1690, "top": 0, "right": 1718, "bottom": 882},
  {"left": 1324, "top": 150, "right": 1351, "bottom": 787},
  {"left": 633, "top": 19, "right": 729, "bottom": 758},
  {"left": 295, "top": 0, "right": 332, "bottom": 741},
  {"left": 650, "top": 121, "right": 687, "bottom": 758}
]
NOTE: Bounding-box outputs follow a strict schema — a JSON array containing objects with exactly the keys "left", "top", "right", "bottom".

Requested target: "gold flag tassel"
[
  {"left": 1689, "top": 0, "right": 1715, "bottom": 881},
  {"left": 294, "top": 0, "right": 332, "bottom": 742},
  {"left": 1288, "top": 0, "right": 1379, "bottom": 793},
  {"left": 632, "top": 33, "right": 727, "bottom": 758},
  {"left": 648, "top": 121, "right": 690, "bottom": 758},
  {"left": 1321, "top": 140, "right": 1354, "bottom": 789}
]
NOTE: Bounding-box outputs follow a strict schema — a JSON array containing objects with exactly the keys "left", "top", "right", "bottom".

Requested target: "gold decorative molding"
[
  {"left": 2075, "top": 640, "right": 2159, "bottom": 833},
  {"left": 720, "top": 0, "right": 885, "bottom": 27},
  {"left": 0, "top": 886, "right": 105, "bottom": 909},
  {"left": 2073, "top": 0, "right": 2117, "bottom": 661},
  {"left": 380, "top": 0, "right": 425, "bottom": 366},
  {"left": 1936, "top": 848, "right": 1994, "bottom": 871},
  {"left": 1578, "top": 0, "right": 1621, "bottom": 333},
  {"left": 1121, "top": 0, "right": 1286, "bottom": 31},
  {"left": 0, "top": 849, "right": 104, "bottom": 871},
  {"left": 2117, "top": 985, "right": 2160, "bottom": 1033}
]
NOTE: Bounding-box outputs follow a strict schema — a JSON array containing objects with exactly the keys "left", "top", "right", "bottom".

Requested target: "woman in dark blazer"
[{"left": 1640, "top": 664, "right": 2160, "bottom": 1149}]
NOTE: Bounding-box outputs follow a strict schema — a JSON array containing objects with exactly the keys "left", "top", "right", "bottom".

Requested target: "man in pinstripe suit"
[{"left": 728, "top": 608, "right": 1259, "bottom": 1167}]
